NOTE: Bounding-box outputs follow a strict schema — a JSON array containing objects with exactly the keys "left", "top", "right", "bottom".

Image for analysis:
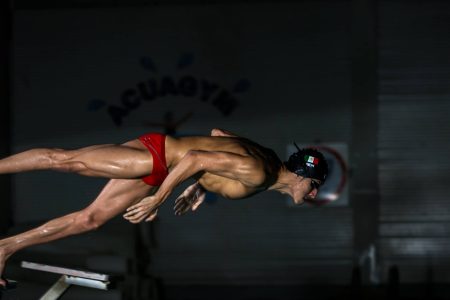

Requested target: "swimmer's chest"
[{"left": 198, "top": 173, "right": 261, "bottom": 199}]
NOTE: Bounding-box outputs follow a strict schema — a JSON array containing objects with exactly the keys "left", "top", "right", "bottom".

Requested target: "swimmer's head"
[{"left": 285, "top": 144, "right": 328, "bottom": 184}]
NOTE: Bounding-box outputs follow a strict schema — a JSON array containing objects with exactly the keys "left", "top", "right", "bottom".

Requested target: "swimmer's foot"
[
  {"left": 0, "top": 278, "right": 17, "bottom": 290},
  {"left": 0, "top": 248, "right": 10, "bottom": 288}
]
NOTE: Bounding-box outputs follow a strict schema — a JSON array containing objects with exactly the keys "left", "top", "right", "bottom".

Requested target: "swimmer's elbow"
[
  {"left": 183, "top": 150, "right": 206, "bottom": 172},
  {"left": 211, "top": 128, "right": 237, "bottom": 137},
  {"left": 211, "top": 128, "right": 224, "bottom": 136}
]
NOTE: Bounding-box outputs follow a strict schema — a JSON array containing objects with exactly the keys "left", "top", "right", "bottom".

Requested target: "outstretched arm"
[
  {"left": 172, "top": 128, "right": 238, "bottom": 215},
  {"left": 123, "top": 150, "right": 263, "bottom": 223},
  {"left": 171, "top": 128, "right": 240, "bottom": 216}
]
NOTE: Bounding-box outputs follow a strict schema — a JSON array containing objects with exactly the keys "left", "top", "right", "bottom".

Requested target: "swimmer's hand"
[
  {"left": 174, "top": 182, "right": 205, "bottom": 216},
  {"left": 123, "top": 196, "right": 161, "bottom": 223}
]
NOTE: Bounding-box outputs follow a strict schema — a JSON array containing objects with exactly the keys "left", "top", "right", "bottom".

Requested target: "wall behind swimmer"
[{"left": 12, "top": 2, "right": 352, "bottom": 285}]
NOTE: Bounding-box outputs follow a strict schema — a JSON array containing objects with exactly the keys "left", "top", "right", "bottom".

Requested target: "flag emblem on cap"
[{"left": 304, "top": 155, "right": 319, "bottom": 167}]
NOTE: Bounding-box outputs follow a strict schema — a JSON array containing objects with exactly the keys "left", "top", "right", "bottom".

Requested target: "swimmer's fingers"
[
  {"left": 174, "top": 191, "right": 205, "bottom": 215},
  {"left": 174, "top": 196, "right": 192, "bottom": 216},
  {"left": 190, "top": 186, "right": 206, "bottom": 211},
  {"left": 125, "top": 198, "right": 149, "bottom": 213},
  {"left": 174, "top": 195, "right": 188, "bottom": 208},
  {"left": 123, "top": 205, "right": 145, "bottom": 219},
  {"left": 125, "top": 196, "right": 160, "bottom": 215},
  {"left": 174, "top": 183, "right": 198, "bottom": 203},
  {"left": 145, "top": 209, "right": 159, "bottom": 222},
  {"left": 125, "top": 208, "right": 156, "bottom": 224},
  {"left": 174, "top": 184, "right": 197, "bottom": 215},
  {"left": 123, "top": 208, "right": 149, "bottom": 223},
  {"left": 173, "top": 196, "right": 186, "bottom": 212},
  {"left": 124, "top": 197, "right": 161, "bottom": 223},
  {"left": 192, "top": 192, "right": 206, "bottom": 211}
]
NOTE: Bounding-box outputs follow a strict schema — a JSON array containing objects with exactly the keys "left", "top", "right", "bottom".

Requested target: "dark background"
[{"left": 1, "top": 0, "right": 450, "bottom": 299}]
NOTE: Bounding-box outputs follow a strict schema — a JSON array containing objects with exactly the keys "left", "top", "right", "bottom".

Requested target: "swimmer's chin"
[{"left": 293, "top": 199, "right": 305, "bottom": 205}]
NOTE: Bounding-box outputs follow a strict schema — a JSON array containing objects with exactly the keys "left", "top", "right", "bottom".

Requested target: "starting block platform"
[{"left": 1, "top": 261, "right": 115, "bottom": 300}]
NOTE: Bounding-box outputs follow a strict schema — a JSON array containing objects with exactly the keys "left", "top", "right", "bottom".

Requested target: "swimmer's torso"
[{"left": 165, "top": 135, "right": 281, "bottom": 199}]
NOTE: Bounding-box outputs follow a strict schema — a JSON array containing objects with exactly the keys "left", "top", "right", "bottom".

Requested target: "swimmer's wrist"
[{"left": 195, "top": 181, "right": 204, "bottom": 190}]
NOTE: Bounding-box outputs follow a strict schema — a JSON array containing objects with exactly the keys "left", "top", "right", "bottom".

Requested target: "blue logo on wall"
[{"left": 88, "top": 53, "right": 251, "bottom": 126}]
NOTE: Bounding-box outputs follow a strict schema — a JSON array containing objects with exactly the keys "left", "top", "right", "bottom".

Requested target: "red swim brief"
[{"left": 138, "top": 133, "right": 169, "bottom": 186}]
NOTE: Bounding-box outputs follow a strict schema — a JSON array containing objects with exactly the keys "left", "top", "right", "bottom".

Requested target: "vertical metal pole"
[{"left": 351, "top": 0, "right": 380, "bottom": 284}]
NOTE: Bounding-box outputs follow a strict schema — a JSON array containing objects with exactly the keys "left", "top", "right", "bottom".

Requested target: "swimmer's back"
[{"left": 165, "top": 135, "right": 281, "bottom": 174}]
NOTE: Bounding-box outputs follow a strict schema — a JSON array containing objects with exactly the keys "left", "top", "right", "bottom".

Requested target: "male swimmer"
[{"left": 0, "top": 128, "right": 327, "bottom": 286}]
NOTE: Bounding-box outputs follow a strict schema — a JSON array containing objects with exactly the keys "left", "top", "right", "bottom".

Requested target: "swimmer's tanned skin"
[{"left": 0, "top": 128, "right": 321, "bottom": 286}]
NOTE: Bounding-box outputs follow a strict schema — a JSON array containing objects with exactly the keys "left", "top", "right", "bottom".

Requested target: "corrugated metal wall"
[
  {"left": 10, "top": 0, "right": 450, "bottom": 288},
  {"left": 378, "top": 1, "right": 450, "bottom": 283},
  {"left": 152, "top": 204, "right": 354, "bottom": 285},
  {"left": 147, "top": 2, "right": 354, "bottom": 285}
]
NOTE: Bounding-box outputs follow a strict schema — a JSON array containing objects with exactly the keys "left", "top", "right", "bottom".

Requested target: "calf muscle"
[{"left": 0, "top": 178, "right": 153, "bottom": 282}]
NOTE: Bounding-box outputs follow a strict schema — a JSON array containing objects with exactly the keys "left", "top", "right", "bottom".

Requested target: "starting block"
[
  {"left": 21, "top": 261, "right": 115, "bottom": 300},
  {"left": 0, "top": 279, "right": 18, "bottom": 300}
]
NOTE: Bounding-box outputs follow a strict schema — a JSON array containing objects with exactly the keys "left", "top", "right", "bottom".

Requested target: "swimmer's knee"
[
  {"left": 75, "top": 210, "right": 105, "bottom": 231},
  {"left": 44, "top": 148, "right": 67, "bottom": 166}
]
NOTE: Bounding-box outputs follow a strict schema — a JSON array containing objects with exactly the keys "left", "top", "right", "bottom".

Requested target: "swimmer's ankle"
[{"left": 0, "top": 246, "right": 12, "bottom": 261}]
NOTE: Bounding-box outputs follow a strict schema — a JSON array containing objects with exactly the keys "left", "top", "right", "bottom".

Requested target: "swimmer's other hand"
[
  {"left": 174, "top": 182, "right": 205, "bottom": 216},
  {"left": 123, "top": 196, "right": 160, "bottom": 223}
]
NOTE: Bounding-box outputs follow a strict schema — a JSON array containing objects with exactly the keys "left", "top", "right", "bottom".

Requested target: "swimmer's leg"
[
  {"left": 0, "top": 140, "right": 153, "bottom": 178},
  {"left": 0, "top": 178, "right": 155, "bottom": 286}
]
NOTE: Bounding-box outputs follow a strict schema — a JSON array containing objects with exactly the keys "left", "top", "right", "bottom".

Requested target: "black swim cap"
[{"left": 286, "top": 144, "right": 328, "bottom": 183}]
